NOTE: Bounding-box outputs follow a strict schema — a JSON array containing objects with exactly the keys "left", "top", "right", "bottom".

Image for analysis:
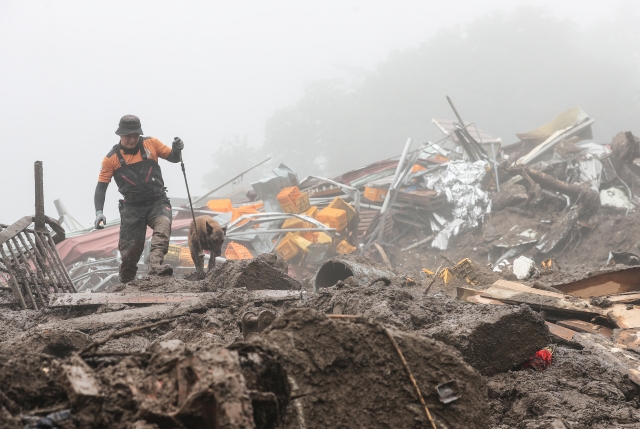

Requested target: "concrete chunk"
[{"left": 60, "top": 354, "right": 102, "bottom": 405}]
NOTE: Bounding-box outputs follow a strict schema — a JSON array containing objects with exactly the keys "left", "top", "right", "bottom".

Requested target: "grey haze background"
[{"left": 1, "top": 1, "right": 639, "bottom": 227}]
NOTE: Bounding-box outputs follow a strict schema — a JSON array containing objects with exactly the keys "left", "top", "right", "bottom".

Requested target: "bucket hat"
[{"left": 115, "top": 114, "right": 143, "bottom": 136}]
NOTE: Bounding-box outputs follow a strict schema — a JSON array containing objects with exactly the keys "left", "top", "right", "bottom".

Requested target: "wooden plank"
[
  {"left": 614, "top": 329, "right": 640, "bottom": 352},
  {"left": 38, "top": 304, "right": 174, "bottom": 332},
  {"left": 607, "top": 304, "right": 640, "bottom": 329},
  {"left": 607, "top": 292, "right": 640, "bottom": 304},
  {"left": 545, "top": 321, "right": 576, "bottom": 341},
  {"left": 553, "top": 267, "right": 640, "bottom": 299},
  {"left": 49, "top": 292, "right": 202, "bottom": 307},
  {"left": 457, "top": 287, "right": 505, "bottom": 305},
  {"left": 0, "top": 216, "right": 33, "bottom": 245},
  {"left": 49, "top": 290, "right": 302, "bottom": 308},
  {"left": 481, "top": 280, "right": 601, "bottom": 317},
  {"left": 556, "top": 320, "right": 613, "bottom": 338}
]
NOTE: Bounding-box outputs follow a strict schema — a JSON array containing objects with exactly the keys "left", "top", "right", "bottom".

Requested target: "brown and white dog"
[{"left": 188, "top": 215, "right": 227, "bottom": 277}]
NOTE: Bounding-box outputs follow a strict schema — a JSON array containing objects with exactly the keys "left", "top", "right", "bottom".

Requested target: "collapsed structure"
[{"left": 3, "top": 104, "right": 640, "bottom": 428}]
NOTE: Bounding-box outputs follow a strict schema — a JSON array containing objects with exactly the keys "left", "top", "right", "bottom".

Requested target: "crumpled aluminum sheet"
[
  {"left": 432, "top": 218, "right": 466, "bottom": 250},
  {"left": 424, "top": 160, "right": 491, "bottom": 227}
]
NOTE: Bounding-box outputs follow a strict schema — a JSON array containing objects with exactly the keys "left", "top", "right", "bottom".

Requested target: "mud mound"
[
  {"left": 488, "top": 346, "right": 640, "bottom": 428},
  {"left": 254, "top": 308, "right": 489, "bottom": 429},
  {"left": 426, "top": 304, "right": 550, "bottom": 376},
  {"left": 0, "top": 329, "right": 90, "bottom": 358},
  {"left": 111, "top": 275, "right": 205, "bottom": 293},
  {"left": 203, "top": 256, "right": 301, "bottom": 291}
]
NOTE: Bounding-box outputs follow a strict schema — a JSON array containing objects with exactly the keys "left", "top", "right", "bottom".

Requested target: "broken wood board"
[
  {"left": 456, "top": 287, "right": 505, "bottom": 305},
  {"left": 614, "top": 329, "right": 640, "bottom": 353},
  {"left": 49, "top": 292, "right": 202, "bottom": 307},
  {"left": 606, "top": 292, "right": 640, "bottom": 304},
  {"left": 480, "top": 280, "right": 601, "bottom": 317},
  {"left": 573, "top": 332, "right": 640, "bottom": 387},
  {"left": 607, "top": 304, "right": 640, "bottom": 329},
  {"left": 49, "top": 290, "right": 301, "bottom": 307},
  {"left": 553, "top": 267, "right": 640, "bottom": 298},
  {"left": 556, "top": 320, "right": 613, "bottom": 338},
  {"left": 38, "top": 304, "right": 174, "bottom": 332},
  {"left": 545, "top": 321, "right": 577, "bottom": 342}
]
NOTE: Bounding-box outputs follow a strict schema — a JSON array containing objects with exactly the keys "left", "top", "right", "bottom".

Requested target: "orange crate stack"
[
  {"left": 277, "top": 187, "right": 310, "bottom": 213},
  {"left": 206, "top": 199, "right": 233, "bottom": 213},
  {"left": 231, "top": 207, "right": 259, "bottom": 227},
  {"left": 275, "top": 234, "right": 300, "bottom": 261},
  {"left": 327, "top": 197, "right": 356, "bottom": 223},
  {"left": 317, "top": 207, "right": 347, "bottom": 231},
  {"left": 364, "top": 187, "right": 388, "bottom": 202},
  {"left": 225, "top": 242, "right": 253, "bottom": 260}
]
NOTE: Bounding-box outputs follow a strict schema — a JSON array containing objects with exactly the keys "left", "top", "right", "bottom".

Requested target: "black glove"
[
  {"left": 172, "top": 137, "right": 184, "bottom": 152},
  {"left": 94, "top": 211, "right": 106, "bottom": 229}
]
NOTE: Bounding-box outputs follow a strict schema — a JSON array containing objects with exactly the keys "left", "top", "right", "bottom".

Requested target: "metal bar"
[
  {"left": 193, "top": 157, "right": 271, "bottom": 205},
  {"left": 228, "top": 227, "right": 336, "bottom": 236},
  {"left": 42, "top": 231, "right": 76, "bottom": 292},
  {"left": 3, "top": 243, "right": 37, "bottom": 309},
  {"left": 34, "top": 161, "right": 45, "bottom": 231},
  {"left": 16, "top": 232, "right": 50, "bottom": 298},
  {"left": 377, "top": 138, "right": 413, "bottom": 242},
  {"left": 33, "top": 231, "right": 66, "bottom": 292},
  {"left": 10, "top": 236, "right": 44, "bottom": 307},
  {"left": 5, "top": 239, "right": 39, "bottom": 309},
  {"left": 446, "top": 95, "right": 466, "bottom": 127},
  {"left": 23, "top": 230, "right": 59, "bottom": 293},
  {"left": 0, "top": 245, "right": 27, "bottom": 309}
]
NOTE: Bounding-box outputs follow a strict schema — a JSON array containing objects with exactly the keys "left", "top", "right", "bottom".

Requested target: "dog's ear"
[
  {"left": 206, "top": 221, "right": 214, "bottom": 236},
  {"left": 222, "top": 226, "right": 227, "bottom": 235}
]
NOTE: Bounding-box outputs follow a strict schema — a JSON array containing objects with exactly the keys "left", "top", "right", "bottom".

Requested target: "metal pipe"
[
  {"left": 16, "top": 232, "right": 50, "bottom": 297},
  {"left": 377, "top": 138, "right": 413, "bottom": 241},
  {"left": 193, "top": 157, "right": 271, "bottom": 205},
  {"left": 23, "top": 230, "right": 59, "bottom": 293},
  {"left": 0, "top": 245, "right": 26, "bottom": 309},
  {"left": 314, "top": 257, "right": 396, "bottom": 291},
  {"left": 33, "top": 232, "right": 66, "bottom": 292},
  {"left": 42, "top": 232, "right": 76, "bottom": 292},
  {"left": 34, "top": 161, "right": 45, "bottom": 231},
  {"left": 5, "top": 240, "right": 38, "bottom": 309},
  {"left": 10, "top": 236, "right": 44, "bottom": 307}
]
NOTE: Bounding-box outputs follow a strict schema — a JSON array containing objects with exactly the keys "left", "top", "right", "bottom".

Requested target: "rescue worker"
[{"left": 93, "top": 115, "right": 184, "bottom": 283}]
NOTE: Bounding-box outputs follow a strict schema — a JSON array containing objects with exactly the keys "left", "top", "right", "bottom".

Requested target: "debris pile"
[{"left": 6, "top": 103, "right": 640, "bottom": 427}]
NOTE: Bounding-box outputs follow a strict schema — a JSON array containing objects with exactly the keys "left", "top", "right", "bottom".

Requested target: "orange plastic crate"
[
  {"left": 364, "top": 187, "right": 388, "bottom": 202},
  {"left": 277, "top": 187, "right": 310, "bottom": 213},
  {"left": 282, "top": 217, "right": 312, "bottom": 229},
  {"left": 225, "top": 242, "right": 253, "bottom": 260},
  {"left": 275, "top": 235, "right": 300, "bottom": 261},
  {"left": 231, "top": 207, "right": 259, "bottom": 226},
  {"left": 304, "top": 206, "right": 319, "bottom": 218},
  {"left": 241, "top": 202, "right": 264, "bottom": 211},
  {"left": 411, "top": 164, "right": 427, "bottom": 173},
  {"left": 327, "top": 197, "right": 356, "bottom": 223},
  {"left": 300, "top": 231, "right": 318, "bottom": 242},
  {"left": 206, "top": 199, "right": 233, "bottom": 213},
  {"left": 336, "top": 240, "right": 357, "bottom": 255},
  {"left": 179, "top": 247, "right": 195, "bottom": 266},
  {"left": 317, "top": 207, "right": 347, "bottom": 231}
]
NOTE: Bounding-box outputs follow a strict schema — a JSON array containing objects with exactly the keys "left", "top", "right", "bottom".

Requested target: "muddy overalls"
[{"left": 112, "top": 138, "right": 173, "bottom": 282}]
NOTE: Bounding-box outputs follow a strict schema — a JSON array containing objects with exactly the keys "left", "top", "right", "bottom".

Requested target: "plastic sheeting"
[{"left": 424, "top": 160, "right": 491, "bottom": 228}]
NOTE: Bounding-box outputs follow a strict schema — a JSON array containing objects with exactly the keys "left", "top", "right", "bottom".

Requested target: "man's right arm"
[
  {"left": 94, "top": 182, "right": 109, "bottom": 212},
  {"left": 94, "top": 156, "right": 114, "bottom": 228}
]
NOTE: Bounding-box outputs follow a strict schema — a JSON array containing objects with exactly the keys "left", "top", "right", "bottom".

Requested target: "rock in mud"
[
  {"left": 426, "top": 304, "right": 550, "bottom": 376},
  {"left": 253, "top": 308, "right": 490, "bottom": 429}
]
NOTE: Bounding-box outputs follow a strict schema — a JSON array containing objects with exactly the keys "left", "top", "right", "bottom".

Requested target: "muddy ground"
[{"left": 3, "top": 206, "right": 640, "bottom": 427}]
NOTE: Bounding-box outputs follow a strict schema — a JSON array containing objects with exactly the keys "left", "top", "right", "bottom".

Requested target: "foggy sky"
[{"left": 0, "top": 0, "right": 634, "bottom": 227}]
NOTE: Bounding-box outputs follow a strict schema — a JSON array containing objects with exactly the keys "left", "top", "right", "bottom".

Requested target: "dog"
[{"left": 188, "top": 215, "right": 227, "bottom": 278}]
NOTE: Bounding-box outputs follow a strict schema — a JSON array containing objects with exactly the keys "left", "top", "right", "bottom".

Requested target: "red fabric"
[
  {"left": 56, "top": 218, "right": 192, "bottom": 267},
  {"left": 523, "top": 348, "right": 553, "bottom": 371}
]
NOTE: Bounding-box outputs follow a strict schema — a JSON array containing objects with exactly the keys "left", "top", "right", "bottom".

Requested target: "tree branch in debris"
[
  {"left": 520, "top": 166, "right": 600, "bottom": 215},
  {"left": 80, "top": 318, "right": 175, "bottom": 355}
]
